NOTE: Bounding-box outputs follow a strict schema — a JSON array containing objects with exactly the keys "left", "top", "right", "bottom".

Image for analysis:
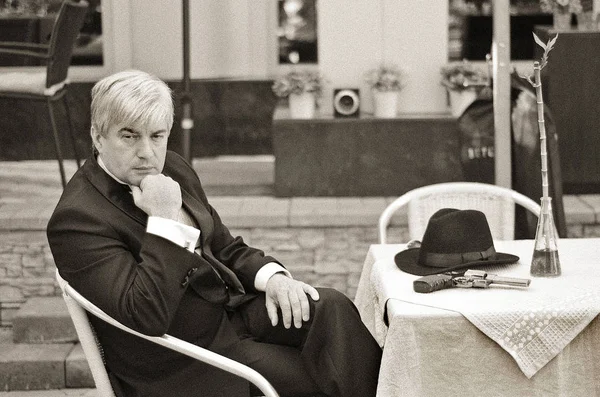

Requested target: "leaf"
[
  {"left": 533, "top": 32, "right": 547, "bottom": 50},
  {"left": 546, "top": 34, "right": 559, "bottom": 53},
  {"left": 541, "top": 34, "right": 559, "bottom": 70}
]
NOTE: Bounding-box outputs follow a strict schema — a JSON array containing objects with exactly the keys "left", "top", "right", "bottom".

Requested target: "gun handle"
[{"left": 413, "top": 274, "right": 455, "bottom": 293}]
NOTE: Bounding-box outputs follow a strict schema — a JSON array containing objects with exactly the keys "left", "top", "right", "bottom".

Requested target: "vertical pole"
[
  {"left": 181, "top": 0, "right": 193, "bottom": 163},
  {"left": 492, "top": 0, "right": 511, "bottom": 188}
]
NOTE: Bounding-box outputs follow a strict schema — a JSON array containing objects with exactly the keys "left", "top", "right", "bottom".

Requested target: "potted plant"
[
  {"left": 440, "top": 60, "right": 488, "bottom": 117},
  {"left": 364, "top": 64, "right": 405, "bottom": 118},
  {"left": 539, "top": 0, "right": 582, "bottom": 30},
  {"left": 272, "top": 70, "right": 323, "bottom": 118}
]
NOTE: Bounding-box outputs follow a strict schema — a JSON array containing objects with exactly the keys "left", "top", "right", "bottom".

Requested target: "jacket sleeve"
[
  {"left": 207, "top": 203, "right": 282, "bottom": 292},
  {"left": 47, "top": 204, "right": 203, "bottom": 336}
]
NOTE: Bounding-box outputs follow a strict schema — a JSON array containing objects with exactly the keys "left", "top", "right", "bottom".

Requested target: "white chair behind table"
[
  {"left": 55, "top": 269, "right": 279, "bottom": 397},
  {"left": 378, "top": 182, "right": 542, "bottom": 244}
]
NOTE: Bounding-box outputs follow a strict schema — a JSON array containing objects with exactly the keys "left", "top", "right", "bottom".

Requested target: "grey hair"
[{"left": 90, "top": 70, "right": 174, "bottom": 140}]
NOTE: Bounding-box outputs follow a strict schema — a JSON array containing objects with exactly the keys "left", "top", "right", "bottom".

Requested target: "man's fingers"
[
  {"left": 303, "top": 284, "right": 320, "bottom": 301},
  {"left": 264, "top": 277, "right": 320, "bottom": 329},
  {"left": 277, "top": 291, "right": 292, "bottom": 329},
  {"left": 265, "top": 297, "right": 279, "bottom": 327},
  {"left": 299, "top": 288, "right": 311, "bottom": 322},
  {"left": 288, "top": 289, "right": 303, "bottom": 329}
]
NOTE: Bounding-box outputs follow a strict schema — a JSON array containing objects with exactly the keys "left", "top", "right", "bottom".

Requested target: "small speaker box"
[{"left": 333, "top": 89, "right": 360, "bottom": 117}]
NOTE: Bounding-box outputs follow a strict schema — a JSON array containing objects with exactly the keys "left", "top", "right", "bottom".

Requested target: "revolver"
[{"left": 413, "top": 269, "right": 531, "bottom": 294}]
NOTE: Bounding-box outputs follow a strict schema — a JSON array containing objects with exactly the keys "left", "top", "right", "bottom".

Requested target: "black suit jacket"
[{"left": 47, "top": 151, "right": 279, "bottom": 396}]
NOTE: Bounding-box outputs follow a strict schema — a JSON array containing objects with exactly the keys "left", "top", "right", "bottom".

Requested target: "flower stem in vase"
[{"left": 524, "top": 33, "right": 562, "bottom": 277}]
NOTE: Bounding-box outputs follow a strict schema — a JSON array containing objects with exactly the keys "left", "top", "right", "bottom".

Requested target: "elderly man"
[{"left": 47, "top": 70, "right": 381, "bottom": 397}]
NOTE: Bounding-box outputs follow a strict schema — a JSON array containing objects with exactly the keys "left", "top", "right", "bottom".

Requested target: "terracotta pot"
[{"left": 288, "top": 92, "right": 316, "bottom": 119}]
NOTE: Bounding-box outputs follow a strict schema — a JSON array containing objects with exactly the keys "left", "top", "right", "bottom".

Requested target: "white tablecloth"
[{"left": 355, "top": 239, "right": 600, "bottom": 397}]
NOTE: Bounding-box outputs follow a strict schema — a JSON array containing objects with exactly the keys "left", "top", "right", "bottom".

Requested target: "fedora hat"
[{"left": 395, "top": 208, "right": 519, "bottom": 276}]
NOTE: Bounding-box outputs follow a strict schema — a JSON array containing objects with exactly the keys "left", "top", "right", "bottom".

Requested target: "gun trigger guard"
[{"left": 452, "top": 277, "right": 473, "bottom": 288}]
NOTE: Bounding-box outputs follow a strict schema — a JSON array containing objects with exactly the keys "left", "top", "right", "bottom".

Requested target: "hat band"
[{"left": 422, "top": 245, "right": 496, "bottom": 268}]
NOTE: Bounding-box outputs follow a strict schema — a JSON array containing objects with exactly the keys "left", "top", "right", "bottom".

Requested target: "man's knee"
[{"left": 312, "top": 288, "right": 357, "bottom": 317}]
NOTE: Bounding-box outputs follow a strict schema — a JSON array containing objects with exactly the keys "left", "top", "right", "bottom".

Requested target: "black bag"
[{"left": 456, "top": 72, "right": 567, "bottom": 239}]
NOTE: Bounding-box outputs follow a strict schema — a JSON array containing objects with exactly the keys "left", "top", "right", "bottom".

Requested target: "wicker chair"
[
  {"left": 0, "top": 1, "right": 88, "bottom": 188},
  {"left": 56, "top": 270, "right": 279, "bottom": 397},
  {"left": 379, "top": 182, "right": 542, "bottom": 244}
]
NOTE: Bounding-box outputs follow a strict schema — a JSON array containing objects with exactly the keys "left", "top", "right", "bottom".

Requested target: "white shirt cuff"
[
  {"left": 254, "top": 262, "right": 292, "bottom": 291},
  {"left": 146, "top": 216, "right": 200, "bottom": 252}
]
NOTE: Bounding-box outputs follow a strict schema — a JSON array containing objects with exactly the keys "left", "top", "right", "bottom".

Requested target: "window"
[
  {"left": 0, "top": 0, "right": 103, "bottom": 66},
  {"left": 449, "top": 0, "right": 554, "bottom": 61},
  {"left": 277, "top": 0, "right": 318, "bottom": 64}
]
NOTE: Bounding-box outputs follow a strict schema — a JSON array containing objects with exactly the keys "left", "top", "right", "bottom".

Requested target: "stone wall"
[
  {"left": 0, "top": 226, "right": 409, "bottom": 326},
  {"left": 2, "top": 223, "right": 600, "bottom": 326},
  {"left": 0, "top": 231, "right": 57, "bottom": 326}
]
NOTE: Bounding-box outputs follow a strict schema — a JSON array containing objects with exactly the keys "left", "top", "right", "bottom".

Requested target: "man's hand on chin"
[
  {"left": 130, "top": 174, "right": 182, "bottom": 220},
  {"left": 265, "top": 273, "right": 320, "bottom": 329}
]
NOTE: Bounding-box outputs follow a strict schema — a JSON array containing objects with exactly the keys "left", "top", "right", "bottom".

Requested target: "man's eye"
[{"left": 152, "top": 134, "right": 165, "bottom": 140}]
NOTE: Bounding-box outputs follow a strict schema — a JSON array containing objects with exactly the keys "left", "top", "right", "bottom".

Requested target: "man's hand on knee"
[{"left": 265, "top": 274, "right": 320, "bottom": 329}]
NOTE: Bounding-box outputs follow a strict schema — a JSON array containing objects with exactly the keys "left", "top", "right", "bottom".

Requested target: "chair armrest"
[
  {"left": 0, "top": 41, "right": 50, "bottom": 59},
  {"left": 0, "top": 41, "right": 49, "bottom": 51},
  {"left": 0, "top": 47, "right": 49, "bottom": 59},
  {"left": 57, "top": 273, "right": 279, "bottom": 397}
]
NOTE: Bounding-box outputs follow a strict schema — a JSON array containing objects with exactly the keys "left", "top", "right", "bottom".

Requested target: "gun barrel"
[{"left": 487, "top": 274, "right": 531, "bottom": 287}]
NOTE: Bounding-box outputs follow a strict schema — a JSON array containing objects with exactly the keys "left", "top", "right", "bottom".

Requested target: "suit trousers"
[{"left": 224, "top": 288, "right": 382, "bottom": 397}]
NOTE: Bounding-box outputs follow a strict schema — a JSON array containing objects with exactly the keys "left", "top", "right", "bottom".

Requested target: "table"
[{"left": 354, "top": 239, "right": 600, "bottom": 397}]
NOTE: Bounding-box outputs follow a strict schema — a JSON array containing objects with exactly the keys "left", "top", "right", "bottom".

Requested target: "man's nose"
[{"left": 136, "top": 137, "right": 153, "bottom": 158}]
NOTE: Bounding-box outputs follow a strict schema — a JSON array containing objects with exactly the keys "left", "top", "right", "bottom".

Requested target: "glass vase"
[{"left": 530, "top": 197, "right": 561, "bottom": 277}]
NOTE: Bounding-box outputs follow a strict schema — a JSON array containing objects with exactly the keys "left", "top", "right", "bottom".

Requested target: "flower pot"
[
  {"left": 373, "top": 90, "right": 398, "bottom": 118},
  {"left": 577, "top": 11, "right": 595, "bottom": 30},
  {"left": 288, "top": 92, "right": 316, "bottom": 119},
  {"left": 448, "top": 89, "right": 478, "bottom": 118},
  {"left": 553, "top": 10, "right": 572, "bottom": 30}
]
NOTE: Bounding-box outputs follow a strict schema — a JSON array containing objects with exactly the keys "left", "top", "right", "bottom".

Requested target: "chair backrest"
[
  {"left": 55, "top": 269, "right": 279, "bottom": 397},
  {"left": 46, "top": 0, "right": 89, "bottom": 88},
  {"left": 378, "top": 182, "right": 541, "bottom": 244}
]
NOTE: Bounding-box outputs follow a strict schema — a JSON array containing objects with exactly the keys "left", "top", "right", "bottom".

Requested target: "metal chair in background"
[
  {"left": 56, "top": 270, "right": 279, "bottom": 397},
  {"left": 0, "top": 0, "right": 89, "bottom": 188},
  {"left": 379, "top": 182, "right": 542, "bottom": 244}
]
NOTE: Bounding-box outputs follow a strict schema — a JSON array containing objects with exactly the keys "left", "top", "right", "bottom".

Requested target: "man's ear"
[{"left": 90, "top": 126, "right": 102, "bottom": 151}]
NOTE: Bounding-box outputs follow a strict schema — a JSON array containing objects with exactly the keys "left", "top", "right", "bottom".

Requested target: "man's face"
[{"left": 93, "top": 119, "right": 170, "bottom": 186}]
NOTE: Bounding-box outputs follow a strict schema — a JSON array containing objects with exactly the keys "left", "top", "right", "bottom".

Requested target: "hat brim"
[{"left": 394, "top": 248, "right": 520, "bottom": 276}]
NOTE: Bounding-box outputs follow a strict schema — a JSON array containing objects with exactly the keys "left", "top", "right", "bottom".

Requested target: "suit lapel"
[
  {"left": 180, "top": 188, "right": 214, "bottom": 246},
  {"left": 84, "top": 155, "right": 148, "bottom": 225}
]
